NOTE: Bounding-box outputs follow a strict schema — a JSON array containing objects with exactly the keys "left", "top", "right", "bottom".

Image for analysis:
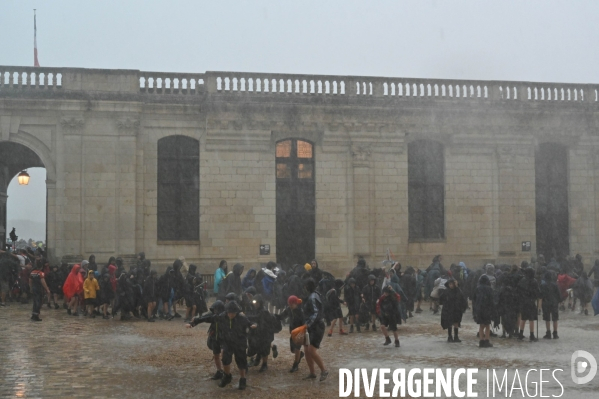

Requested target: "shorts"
[
  {"left": 212, "top": 341, "right": 222, "bottom": 356},
  {"left": 0, "top": 280, "right": 9, "bottom": 294},
  {"left": 380, "top": 315, "right": 398, "bottom": 331},
  {"left": 85, "top": 298, "right": 96, "bottom": 307},
  {"left": 520, "top": 301, "right": 538, "bottom": 321},
  {"left": 542, "top": 306, "right": 559, "bottom": 322},
  {"left": 289, "top": 336, "right": 302, "bottom": 353},
  {"left": 306, "top": 320, "right": 325, "bottom": 349},
  {"left": 185, "top": 296, "right": 194, "bottom": 308},
  {"left": 325, "top": 307, "right": 343, "bottom": 323},
  {"left": 221, "top": 345, "right": 248, "bottom": 370}
]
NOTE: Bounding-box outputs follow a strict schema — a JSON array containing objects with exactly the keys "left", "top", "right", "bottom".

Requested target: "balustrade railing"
[
  {"left": 0, "top": 66, "right": 62, "bottom": 89},
  {"left": 1, "top": 65, "right": 597, "bottom": 104}
]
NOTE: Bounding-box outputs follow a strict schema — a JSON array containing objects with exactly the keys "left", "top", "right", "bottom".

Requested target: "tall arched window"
[
  {"left": 276, "top": 139, "right": 315, "bottom": 266},
  {"left": 157, "top": 135, "right": 199, "bottom": 241},
  {"left": 408, "top": 139, "right": 445, "bottom": 240},
  {"left": 535, "top": 143, "right": 569, "bottom": 258}
]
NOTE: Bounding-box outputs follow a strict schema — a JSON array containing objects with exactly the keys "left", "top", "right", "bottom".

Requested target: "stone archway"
[{"left": 0, "top": 141, "right": 47, "bottom": 250}]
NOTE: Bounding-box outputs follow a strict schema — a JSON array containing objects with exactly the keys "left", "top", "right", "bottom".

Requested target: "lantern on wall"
[{"left": 17, "top": 170, "right": 30, "bottom": 185}]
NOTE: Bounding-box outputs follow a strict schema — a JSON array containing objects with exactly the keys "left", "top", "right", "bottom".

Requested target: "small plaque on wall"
[
  {"left": 260, "top": 244, "right": 270, "bottom": 255},
  {"left": 522, "top": 241, "right": 531, "bottom": 252}
]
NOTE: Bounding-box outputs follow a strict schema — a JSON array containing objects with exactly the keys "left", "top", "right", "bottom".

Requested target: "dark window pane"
[
  {"left": 408, "top": 140, "right": 444, "bottom": 239},
  {"left": 157, "top": 135, "right": 200, "bottom": 241}
]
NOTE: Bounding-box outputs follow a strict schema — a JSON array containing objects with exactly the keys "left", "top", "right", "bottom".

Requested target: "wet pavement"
[{"left": 1, "top": 301, "right": 598, "bottom": 398}]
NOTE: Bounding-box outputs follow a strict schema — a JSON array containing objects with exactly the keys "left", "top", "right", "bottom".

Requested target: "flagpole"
[{"left": 34, "top": 9, "right": 40, "bottom": 67}]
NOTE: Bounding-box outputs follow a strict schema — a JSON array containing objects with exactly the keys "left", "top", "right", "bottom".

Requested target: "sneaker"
[
  {"left": 272, "top": 345, "right": 278, "bottom": 359},
  {"left": 211, "top": 370, "right": 224, "bottom": 380},
  {"left": 218, "top": 373, "right": 232, "bottom": 388},
  {"left": 238, "top": 377, "right": 247, "bottom": 390},
  {"left": 453, "top": 336, "right": 462, "bottom": 343},
  {"left": 303, "top": 374, "right": 317, "bottom": 380},
  {"left": 320, "top": 370, "right": 329, "bottom": 381},
  {"left": 31, "top": 315, "right": 42, "bottom": 322},
  {"left": 394, "top": 340, "right": 400, "bottom": 348},
  {"left": 259, "top": 363, "right": 268, "bottom": 372},
  {"left": 553, "top": 331, "right": 559, "bottom": 339},
  {"left": 289, "top": 362, "right": 299, "bottom": 372},
  {"left": 530, "top": 333, "right": 538, "bottom": 342},
  {"left": 383, "top": 336, "right": 392, "bottom": 346},
  {"left": 543, "top": 331, "right": 552, "bottom": 340},
  {"left": 174, "top": 312, "right": 182, "bottom": 318}
]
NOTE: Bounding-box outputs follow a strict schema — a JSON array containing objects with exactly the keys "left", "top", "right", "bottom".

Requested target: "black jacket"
[
  {"left": 278, "top": 306, "right": 305, "bottom": 332},
  {"left": 361, "top": 284, "right": 381, "bottom": 310},
  {"left": 303, "top": 291, "right": 324, "bottom": 327},
  {"left": 439, "top": 285, "right": 467, "bottom": 329}
]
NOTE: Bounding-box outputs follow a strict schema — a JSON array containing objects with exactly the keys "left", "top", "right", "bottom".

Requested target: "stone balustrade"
[
  {"left": 1, "top": 65, "right": 597, "bottom": 103},
  {"left": 138, "top": 71, "right": 205, "bottom": 95},
  {"left": 0, "top": 66, "right": 62, "bottom": 89}
]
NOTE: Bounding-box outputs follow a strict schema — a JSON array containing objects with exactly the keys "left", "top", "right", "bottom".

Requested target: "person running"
[
  {"left": 186, "top": 300, "right": 226, "bottom": 380},
  {"left": 376, "top": 285, "right": 402, "bottom": 347},
  {"left": 277, "top": 295, "right": 306, "bottom": 372},
  {"left": 302, "top": 278, "right": 329, "bottom": 381}
]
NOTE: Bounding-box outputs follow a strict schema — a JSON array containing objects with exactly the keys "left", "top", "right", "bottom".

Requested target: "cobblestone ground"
[{"left": 1, "top": 301, "right": 598, "bottom": 398}]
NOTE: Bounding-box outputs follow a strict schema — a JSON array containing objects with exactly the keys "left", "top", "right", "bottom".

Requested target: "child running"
[{"left": 277, "top": 295, "right": 306, "bottom": 372}]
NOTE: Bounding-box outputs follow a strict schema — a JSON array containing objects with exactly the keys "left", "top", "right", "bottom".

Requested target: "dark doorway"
[
  {"left": 275, "top": 139, "right": 315, "bottom": 267},
  {"left": 535, "top": 143, "right": 569, "bottom": 259}
]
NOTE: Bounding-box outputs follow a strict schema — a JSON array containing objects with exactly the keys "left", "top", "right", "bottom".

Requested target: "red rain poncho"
[
  {"left": 63, "top": 264, "right": 84, "bottom": 299},
  {"left": 557, "top": 273, "right": 576, "bottom": 301}
]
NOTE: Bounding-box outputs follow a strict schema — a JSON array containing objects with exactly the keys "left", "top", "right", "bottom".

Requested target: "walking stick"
[{"left": 536, "top": 298, "right": 539, "bottom": 339}]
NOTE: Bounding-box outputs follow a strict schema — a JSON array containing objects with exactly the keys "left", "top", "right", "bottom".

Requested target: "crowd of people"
[{"left": 1, "top": 247, "right": 599, "bottom": 390}]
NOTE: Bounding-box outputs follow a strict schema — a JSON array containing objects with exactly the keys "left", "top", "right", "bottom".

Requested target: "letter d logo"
[{"left": 571, "top": 350, "right": 597, "bottom": 385}]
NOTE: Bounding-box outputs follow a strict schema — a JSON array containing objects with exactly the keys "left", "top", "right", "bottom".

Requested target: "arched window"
[
  {"left": 157, "top": 135, "right": 199, "bottom": 241},
  {"left": 535, "top": 143, "right": 569, "bottom": 258},
  {"left": 275, "top": 139, "right": 315, "bottom": 266},
  {"left": 408, "top": 140, "right": 445, "bottom": 240}
]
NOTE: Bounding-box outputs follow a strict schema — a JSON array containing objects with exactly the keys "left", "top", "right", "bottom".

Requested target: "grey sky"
[
  {"left": 1, "top": 1, "right": 598, "bottom": 240},
  {"left": 1, "top": 0, "right": 599, "bottom": 83}
]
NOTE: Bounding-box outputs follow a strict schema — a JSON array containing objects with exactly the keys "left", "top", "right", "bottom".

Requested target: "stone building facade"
[{"left": 1, "top": 66, "right": 599, "bottom": 275}]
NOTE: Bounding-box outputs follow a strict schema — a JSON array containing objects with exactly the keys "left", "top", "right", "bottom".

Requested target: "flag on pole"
[{"left": 34, "top": 10, "right": 40, "bottom": 67}]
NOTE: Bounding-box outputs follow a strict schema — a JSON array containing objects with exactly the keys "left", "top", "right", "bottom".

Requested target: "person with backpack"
[
  {"left": 186, "top": 300, "right": 226, "bottom": 381},
  {"left": 276, "top": 295, "right": 306, "bottom": 372},
  {"left": 247, "top": 294, "right": 281, "bottom": 372},
  {"left": 376, "top": 285, "right": 402, "bottom": 347},
  {"left": 572, "top": 272, "right": 594, "bottom": 315}
]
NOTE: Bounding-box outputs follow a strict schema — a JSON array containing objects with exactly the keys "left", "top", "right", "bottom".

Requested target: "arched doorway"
[
  {"left": 535, "top": 143, "right": 569, "bottom": 259},
  {"left": 275, "top": 138, "right": 316, "bottom": 267},
  {"left": 0, "top": 142, "right": 46, "bottom": 250}
]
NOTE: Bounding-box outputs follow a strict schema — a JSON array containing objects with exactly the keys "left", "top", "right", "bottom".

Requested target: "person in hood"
[
  {"left": 572, "top": 272, "right": 594, "bottom": 315},
  {"left": 241, "top": 268, "right": 256, "bottom": 290},
  {"left": 178, "top": 255, "right": 189, "bottom": 276},
  {"left": 98, "top": 272, "right": 113, "bottom": 319},
  {"left": 361, "top": 274, "right": 382, "bottom": 331},
  {"left": 29, "top": 263, "right": 51, "bottom": 321},
  {"left": 517, "top": 268, "right": 541, "bottom": 342},
  {"left": 45, "top": 265, "right": 62, "bottom": 310},
  {"left": 540, "top": 271, "right": 561, "bottom": 339},
  {"left": 83, "top": 270, "right": 100, "bottom": 318},
  {"left": 272, "top": 270, "right": 288, "bottom": 312},
  {"left": 247, "top": 294, "right": 280, "bottom": 372},
  {"left": 187, "top": 300, "right": 227, "bottom": 380},
  {"left": 136, "top": 252, "right": 146, "bottom": 269},
  {"left": 430, "top": 271, "right": 449, "bottom": 315},
  {"left": 480, "top": 264, "right": 496, "bottom": 290},
  {"left": 218, "top": 263, "right": 244, "bottom": 301},
  {"left": 63, "top": 264, "right": 84, "bottom": 316},
  {"left": 325, "top": 279, "right": 347, "bottom": 336},
  {"left": 88, "top": 254, "right": 98, "bottom": 272},
  {"left": 302, "top": 278, "right": 329, "bottom": 382},
  {"left": 424, "top": 255, "right": 444, "bottom": 302},
  {"left": 439, "top": 278, "right": 468, "bottom": 343},
  {"left": 399, "top": 267, "right": 417, "bottom": 318},
  {"left": 344, "top": 277, "right": 361, "bottom": 333},
  {"left": 473, "top": 275, "right": 496, "bottom": 348},
  {"left": 214, "top": 260, "right": 228, "bottom": 296},
  {"left": 497, "top": 264, "right": 521, "bottom": 338},
  {"left": 276, "top": 295, "right": 306, "bottom": 372},
  {"left": 376, "top": 285, "right": 402, "bottom": 347},
  {"left": 204, "top": 300, "right": 257, "bottom": 390},
  {"left": 144, "top": 270, "right": 158, "bottom": 322},
  {"left": 309, "top": 259, "right": 323, "bottom": 285},
  {"left": 184, "top": 264, "right": 198, "bottom": 322},
  {"left": 347, "top": 257, "right": 370, "bottom": 292}
]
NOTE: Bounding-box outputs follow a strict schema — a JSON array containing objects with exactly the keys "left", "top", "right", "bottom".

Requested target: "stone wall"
[{"left": 2, "top": 66, "right": 599, "bottom": 276}]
